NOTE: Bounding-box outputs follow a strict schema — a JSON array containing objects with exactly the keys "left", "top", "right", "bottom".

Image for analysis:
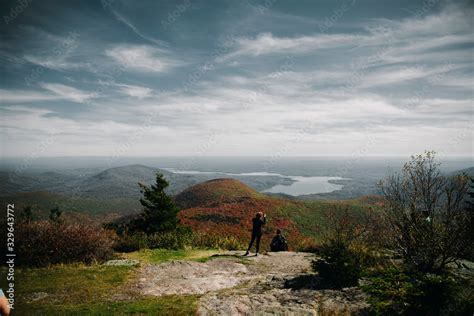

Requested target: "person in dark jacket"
[
  {"left": 270, "top": 229, "right": 288, "bottom": 252},
  {"left": 244, "top": 212, "right": 266, "bottom": 256}
]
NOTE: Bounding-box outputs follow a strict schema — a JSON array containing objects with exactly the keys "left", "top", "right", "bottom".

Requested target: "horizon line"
[{"left": 2, "top": 155, "right": 473, "bottom": 159}]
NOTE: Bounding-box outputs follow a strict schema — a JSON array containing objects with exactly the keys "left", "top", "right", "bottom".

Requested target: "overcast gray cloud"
[{"left": 0, "top": 0, "right": 472, "bottom": 157}]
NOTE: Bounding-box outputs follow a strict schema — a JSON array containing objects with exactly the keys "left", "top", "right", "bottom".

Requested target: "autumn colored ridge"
[
  {"left": 174, "top": 178, "right": 266, "bottom": 209},
  {"left": 177, "top": 178, "right": 314, "bottom": 250}
]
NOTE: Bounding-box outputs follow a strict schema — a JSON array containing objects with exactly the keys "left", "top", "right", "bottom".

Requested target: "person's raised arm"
[{"left": 263, "top": 213, "right": 266, "bottom": 224}]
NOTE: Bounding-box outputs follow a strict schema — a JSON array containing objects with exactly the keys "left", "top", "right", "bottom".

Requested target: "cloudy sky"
[{"left": 0, "top": 0, "right": 472, "bottom": 157}]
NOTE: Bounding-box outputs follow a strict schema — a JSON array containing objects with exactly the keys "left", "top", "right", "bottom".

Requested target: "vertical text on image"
[{"left": 5, "top": 204, "right": 15, "bottom": 310}]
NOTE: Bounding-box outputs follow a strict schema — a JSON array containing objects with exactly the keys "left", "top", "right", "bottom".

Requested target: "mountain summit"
[
  {"left": 177, "top": 179, "right": 314, "bottom": 249},
  {"left": 174, "top": 178, "right": 264, "bottom": 209}
]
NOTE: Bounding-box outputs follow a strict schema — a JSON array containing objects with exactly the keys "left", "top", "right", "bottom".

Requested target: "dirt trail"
[{"left": 134, "top": 251, "right": 369, "bottom": 315}]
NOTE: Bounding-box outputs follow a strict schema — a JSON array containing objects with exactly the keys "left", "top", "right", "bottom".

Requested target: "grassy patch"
[
  {"left": 121, "top": 248, "right": 221, "bottom": 264},
  {"left": 122, "top": 248, "right": 251, "bottom": 265},
  {"left": 0, "top": 257, "right": 201, "bottom": 315},
  {"left": 194, "top": 253, "right": 251, "bottom": 264},
  {"left": 0, "top": 264, "right": 133, "bottom": 305},
  {"left": 14, "top": 295, "right": 200, "bottom": 315}
]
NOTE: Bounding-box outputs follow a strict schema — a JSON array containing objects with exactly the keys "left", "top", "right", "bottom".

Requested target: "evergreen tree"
[
  {"left": 49, "top": 206, "right": 62, "bottom": 223},
  {"left": 21, "top": 205, "right": 33, "bottom": 224},
  {"left": 135, "top": 173, "right": 179, "bottom": 234}
]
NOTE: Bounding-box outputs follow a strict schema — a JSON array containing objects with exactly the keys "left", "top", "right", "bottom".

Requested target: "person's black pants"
[{"left": 247, "top": 233, "right": 262, "bottom": 253}]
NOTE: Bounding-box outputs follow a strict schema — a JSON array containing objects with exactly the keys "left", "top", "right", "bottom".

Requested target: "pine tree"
[
  {"left": 49, "top": 206, "right": 62, "bottom": 223},
  {"left": 135, "top": 173, "right": 179, "bottom": 234},
  {"left": 21, "top": 205, "right": 33, "bottom": 224}
]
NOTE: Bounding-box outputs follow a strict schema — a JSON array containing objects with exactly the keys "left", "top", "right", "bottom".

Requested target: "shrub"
[
  {"left": 191, "top": 232, "right": 245, "bottom": 250},
  {"left": 146, "top": 226, "right": 194, "bottom": 250},
  {"left": 112, "top": 225, "right": 248, "bottom": 252},
  {"left": 16, "top": 221, "right": 116, "bottom": 266},
  {"left": 113, "top": 234, "right": 141, "bottom": 253},
  {"left": 379, "top": 151, "right": 472, "bottom": 273},
  {"left": 312, "top": 240, "right": 362, "bottom": 289},
  {"left": 312, "top": 204, "right": 383, "bottom": 288},
  {"left": 362, "top": 267, "right": 474, "bottom": 315},
  {"left": 350, "top": 242, "right": 384, "bottom": 269}
]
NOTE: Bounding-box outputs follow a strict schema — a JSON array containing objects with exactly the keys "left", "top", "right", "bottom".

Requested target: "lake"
[
  {"left": 262, "top": 176, "right": 346, "bottom": 196},
  {"left": 163, "top": 168, "right": 347, "bottom": 196}
]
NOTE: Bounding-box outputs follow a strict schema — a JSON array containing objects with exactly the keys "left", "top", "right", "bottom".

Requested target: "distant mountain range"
[
  {"left": 0, "top": 165, "right": 295, "bottom": 218},
  {"left": 0, "top": 164, "right": 294, "bottom": 199},
  {"left": 454, "top": 167, "right": 474, "bottom": 176},
  {"left": 0, "top": 164, "right": 471, "bottom": 221}
]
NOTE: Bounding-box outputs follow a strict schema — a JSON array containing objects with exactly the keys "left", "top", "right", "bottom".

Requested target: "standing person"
[{"left": 244, "top": 212, "right": 266, "bottom": 256}]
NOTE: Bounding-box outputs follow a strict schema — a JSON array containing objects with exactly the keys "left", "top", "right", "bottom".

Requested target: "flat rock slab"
[
  {"left": 138, "top": 258, "right": 251, "bottom": 296},
  {"left": 198, "top": 279, "right": 370, "bottom": 316},
  {"left": 198, "top": 287, "right": 320, "bottom": 315},
  {"left": 134, "top": 251, "right": 369, "bottom": 315},
  {"left": 241, "top": 251, "right": 314, "bottom": 275},
  {"left": 136, "top": 252, "right": 313, "bottom": 297},
  {"left": 104, "top": 259, "right": 140, "bottom": 266}
]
